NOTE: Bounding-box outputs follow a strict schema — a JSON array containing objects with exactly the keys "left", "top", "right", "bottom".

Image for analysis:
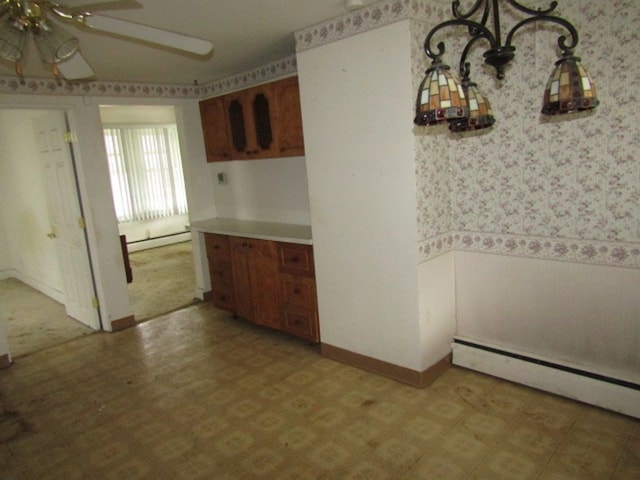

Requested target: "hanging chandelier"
[{"left": 414, "top": 0, "right": 599, "bottom": 133}]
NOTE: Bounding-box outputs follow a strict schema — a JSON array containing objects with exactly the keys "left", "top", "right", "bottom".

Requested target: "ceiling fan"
[{"left": 0, "top": 0, "right": 214, "bottom": 81}]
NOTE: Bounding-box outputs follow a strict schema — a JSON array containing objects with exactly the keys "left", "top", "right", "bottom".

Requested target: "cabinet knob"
[{"left": 290, "top": 256, "right": 299, "bottom": 263}]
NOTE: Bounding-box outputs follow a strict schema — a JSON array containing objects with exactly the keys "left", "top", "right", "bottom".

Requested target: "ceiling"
[{"left": 0, "top": 0, "right": 376, "bottom": 85}]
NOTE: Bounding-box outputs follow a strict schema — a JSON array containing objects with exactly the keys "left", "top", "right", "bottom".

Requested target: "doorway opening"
[
  {"left": 98, "top": 105, "right": 198, "bottom": 322},
  {"left": 0, "top": 108, "right": 99, "bottom": 358}
]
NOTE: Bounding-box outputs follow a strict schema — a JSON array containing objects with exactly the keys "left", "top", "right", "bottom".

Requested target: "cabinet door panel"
[
  {"left": 199, "top": 97, "right": 231, "bottom": 162},
  {"left": 227, "top": 98, "right": 248, "bottom": 154},
  {"left": 230, "top": 237, "right": 254, "bottom": 320},
  {"left": 274, "top": 76, "right": 305, "bottom": 157},
  {"left": 253, "top": 92, "right": 274, "bottom": 150},
  {"left": 249, "top": 239, "right": 281, "bottom": 329}
]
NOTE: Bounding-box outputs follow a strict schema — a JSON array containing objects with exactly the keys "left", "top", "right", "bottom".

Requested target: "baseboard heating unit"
[{"left": 452, "top": 338, "right": 640, "bottom": 419}]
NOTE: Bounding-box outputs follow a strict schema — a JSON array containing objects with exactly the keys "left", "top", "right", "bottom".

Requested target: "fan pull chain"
[{"left": 14, "top": 61, "right": 25, "bottom": 85}]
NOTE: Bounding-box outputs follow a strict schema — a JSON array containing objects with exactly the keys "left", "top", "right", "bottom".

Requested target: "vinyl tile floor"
[{"left": 1, "top": 302, "right": 639, "bottom": 480}]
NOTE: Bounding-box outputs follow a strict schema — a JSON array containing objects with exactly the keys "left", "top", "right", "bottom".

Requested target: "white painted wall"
[
  {"left": 211, "top": 156, "right": 311, "bottom": 225},
  {"left": 297, "top": 20, "right": 423, "bottom": 370},
  {"left": 0, "top": 109, "right": 63, "bottom": 300},
  {"left": 455, "top": 252, "right": 640, "bottom": 384},
  {"left": 418, "top": 252, "right": 456, "bottom": 370}
]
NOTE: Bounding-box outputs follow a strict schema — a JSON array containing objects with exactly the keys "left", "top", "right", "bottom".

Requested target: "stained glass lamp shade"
[
  {"left": 542, "top": 53, "right": 599, "bottom": 115},
  {"left": 415, "top": 59, "right": 468, "bottom": 126}
]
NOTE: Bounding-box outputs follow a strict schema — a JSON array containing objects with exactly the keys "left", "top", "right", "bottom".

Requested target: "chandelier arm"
[
  {"left": 504, "top": 14, "right": 579, "bottom": 53},
  {"left": 505, "top": 0, "right": 558, "bottom": 16},
  {"left": 424, "top": 18, "right": 496, "bottom": 61},
  {"left": 459, "top": 35, "right": 487, "bottom": 78},
  {"left": 451, "top": 0, "right": 486, "bottom": 20}
]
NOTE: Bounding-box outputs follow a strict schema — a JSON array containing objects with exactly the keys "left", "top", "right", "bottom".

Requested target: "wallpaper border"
[
  {"left": 0, "top": 0, "right": 431, "bottom": 98},
  {"left": 0, "top": 55, "right": 298, "bottom": 99},
  {"left": 419, "top": 232, "right": 640, "bottom": 270}
]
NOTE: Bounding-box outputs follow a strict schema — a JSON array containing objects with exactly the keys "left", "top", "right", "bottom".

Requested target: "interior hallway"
[
  {"left": 0, "top": 302, "right": 639, "bottom": 479},
  {"left": 0, "top": 241, "right": 197, "bottom": 358}
]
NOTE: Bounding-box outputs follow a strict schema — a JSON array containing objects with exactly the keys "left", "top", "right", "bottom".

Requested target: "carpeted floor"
[
  {"left": 127, "top": 241, "right": 198, "bottom": 322},
  {"left": 0, "top": 278, "right": 95, "bottom": 358},
  {"left": 0, "top": 241, "right": 197, "bottom": 358}
]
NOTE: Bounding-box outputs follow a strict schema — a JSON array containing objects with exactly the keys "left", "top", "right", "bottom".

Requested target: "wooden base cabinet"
[
  {"left": 229, "top": 236, "right": 281, "bottom": 330},
  {"left": 277, "top": 243, "right": 319, "bottom": 342},
  {"left": 204, "top": 233, "right": 319, "bottom": 342},
  {"left": 204, "top": 233, "right": 236, "bottom": 311}
]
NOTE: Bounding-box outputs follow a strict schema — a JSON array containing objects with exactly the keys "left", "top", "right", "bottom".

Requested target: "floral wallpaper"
[{"left": 411, "top": 0, "right": 640, "bottom": 269}]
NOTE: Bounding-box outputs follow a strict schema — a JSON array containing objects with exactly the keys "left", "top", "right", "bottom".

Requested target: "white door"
[{"left": 32, "top": 111, "right": 101, "bottom": 330}]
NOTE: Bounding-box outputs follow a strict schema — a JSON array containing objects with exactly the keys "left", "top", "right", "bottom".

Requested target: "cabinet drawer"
[
  {"left": 205, "top": 233, "right": 231, "bottom": 260},
  {"left": 282, "top": 307, "right": 319, "bottom": 343},
  {"left": 211, "top": 286, "right": 236, "bottom": 312},
  {"left": 208, "top": 261, "right": 234, "bottom": 285},
  {"left": 280, "top": 274, "right": 316, "bottom": 310},
  {"left": 278, "top": 243, "right": 314, "bottom": 276}
]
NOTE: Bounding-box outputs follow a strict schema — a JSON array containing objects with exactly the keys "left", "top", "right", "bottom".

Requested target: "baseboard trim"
[
  {"left": 0, "top": 353, "right": 11, "bottom": 369},
  {"left": 452, "top": 338, "right": 640, "bottom": 419},
  {"left": 110, "top": 315, "right": 136, "bottom": 332},
  {"left": 321, "top": 343, "right": 451, "bottom": 388}
]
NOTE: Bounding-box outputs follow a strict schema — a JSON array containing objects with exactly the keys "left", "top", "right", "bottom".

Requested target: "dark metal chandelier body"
[{"left": 415, "top": 0, "right": 599, "bottom": 132}]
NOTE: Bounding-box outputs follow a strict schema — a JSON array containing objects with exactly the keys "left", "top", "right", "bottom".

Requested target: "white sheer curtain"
[{"left": 103, "top": 125, "right": 188, "bottom": 223}]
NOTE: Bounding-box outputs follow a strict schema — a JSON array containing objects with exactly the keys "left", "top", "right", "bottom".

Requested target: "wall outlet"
[{"left": 217, "top": 172, "right": 228, "bottom": 185}]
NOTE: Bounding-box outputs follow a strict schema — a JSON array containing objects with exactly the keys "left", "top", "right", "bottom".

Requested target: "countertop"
[{"left": 190, "top": 218, "right": 312, "bottom": 245}]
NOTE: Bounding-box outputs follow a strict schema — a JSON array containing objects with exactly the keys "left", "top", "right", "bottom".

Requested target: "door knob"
[{"left": 47, "top": 229, "right": 57, "bottom": 239}]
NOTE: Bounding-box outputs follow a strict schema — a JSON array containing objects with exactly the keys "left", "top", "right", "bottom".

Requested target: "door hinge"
[
  {"left": 92, "top": 297, "right": 99, "bottom": 309},
  {"left": 64, "top": 131, "right": 74, "bottom": 144},
  {"left": 78, "top": 217, "right": 86, "bottom": 229}
]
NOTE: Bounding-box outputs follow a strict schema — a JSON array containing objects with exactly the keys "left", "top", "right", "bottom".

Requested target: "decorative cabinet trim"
[{"left": 199, "top": 75, "right": 305, "bottom": 162}]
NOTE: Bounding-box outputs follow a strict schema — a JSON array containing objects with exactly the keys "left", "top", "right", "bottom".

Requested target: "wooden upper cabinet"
[
  {"left": 199, "top": 96, "right": 231, "bottom": 162},
  {"left": 273, "top": 76, "right": 305, "bottom": 157},
  {"left": 200, "top": 76, "right": 305, "bottom": 162},
  {"left": 224, "top": 83, "right": 280, "bottom": 160}
]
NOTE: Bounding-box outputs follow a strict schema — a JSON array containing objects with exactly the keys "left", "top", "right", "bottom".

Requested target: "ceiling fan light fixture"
[
  {"left": 0, "top": 16, "right": 27, "bottom": 62},
  {"left": 32, "top": 19, "right": 79, "bottom": 63}
]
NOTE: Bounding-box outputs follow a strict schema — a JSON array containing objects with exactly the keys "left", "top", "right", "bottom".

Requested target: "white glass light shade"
[
  {"left": 0, "top": 18, "right": 27, "bottom": 62},
  {"left": 33, "top": 20, "right": 79, "bottom": 64}
]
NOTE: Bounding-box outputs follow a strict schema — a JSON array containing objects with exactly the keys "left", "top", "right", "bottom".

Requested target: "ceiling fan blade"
[
  {"left": 82, "top": 14, "right": 214, "bottom": 55},
  {"left": 68, "top": 1, "right": 142, "bottom": 13},
  {"left": 57, "top": 52, "right": 96, "bottom": 80}
]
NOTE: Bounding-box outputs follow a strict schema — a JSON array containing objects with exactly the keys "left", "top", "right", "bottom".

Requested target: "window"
[{"left": 103, "top": 125, "right": 188, "bottom": 223}]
